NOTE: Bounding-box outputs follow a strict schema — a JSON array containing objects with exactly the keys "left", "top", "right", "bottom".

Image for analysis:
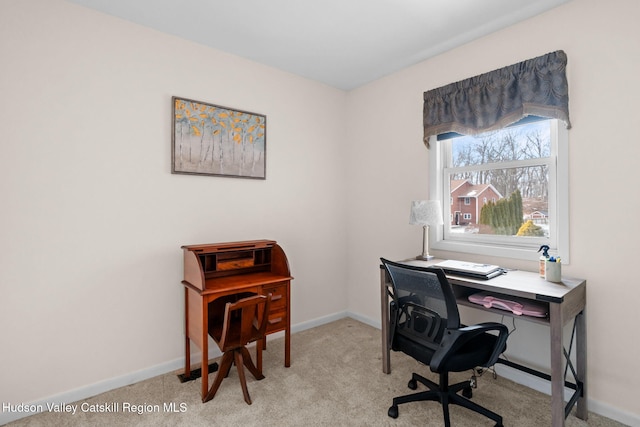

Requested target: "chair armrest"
[{"left": 430, "top": 322, "right": 509, "bottom": 373}]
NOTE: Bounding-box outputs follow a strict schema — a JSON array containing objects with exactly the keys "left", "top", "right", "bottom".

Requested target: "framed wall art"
[{"left": 172, "top": 96, "right": 266, "bottom": 179}]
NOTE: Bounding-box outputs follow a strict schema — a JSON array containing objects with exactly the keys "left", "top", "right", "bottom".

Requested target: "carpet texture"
[{"left": 7, "top": 318, "right": 627, "bottom": 426}]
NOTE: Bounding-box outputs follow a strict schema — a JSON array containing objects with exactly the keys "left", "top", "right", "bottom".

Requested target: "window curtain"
[{"left": 423, "top": 50, "right": 570, "bottom": 148}]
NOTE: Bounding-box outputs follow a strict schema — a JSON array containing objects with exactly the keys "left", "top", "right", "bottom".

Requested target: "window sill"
[{"left": 431, "top": 239, "right": 563, "bottom": 264}]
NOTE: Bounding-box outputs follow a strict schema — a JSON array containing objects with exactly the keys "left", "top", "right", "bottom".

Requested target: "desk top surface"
[
  {"left": 183, "top": 272, "right": 292, "bottom": 295},
  {"left": 398, "top": 259, "right": 585, "bottom": 303}
]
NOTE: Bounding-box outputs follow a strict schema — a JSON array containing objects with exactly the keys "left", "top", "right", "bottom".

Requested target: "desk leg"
[
  {"left": 380, "top": 269, "right": 390, "bottom": 374},
  {"left": 549, "top": 302, "right": 565, "bottom": 427},
  {"left": 576, "top": 308, "right": 588, "bottom": 420},
  {"left": 200, "top": 299, "right": 209, "bottom": 402},
  {"left": 284, "top": 326, "right": 291, "bottom": 367},
  {"left": 184, "top": 288, "right": 191, "bottom": 378}
]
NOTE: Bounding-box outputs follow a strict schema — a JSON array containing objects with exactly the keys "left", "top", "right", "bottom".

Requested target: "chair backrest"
[
  {"left": 218, "top": 294, "right": 272, "bottom": 352},
  {"left": 381, "top": 259, "right": 460, "bottom": 349}
]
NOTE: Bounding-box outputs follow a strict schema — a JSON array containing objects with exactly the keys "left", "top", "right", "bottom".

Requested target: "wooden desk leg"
[
  {"left": 200, "top": 300, "right": 209, "bottom": 402},
  {"left": 576, "top": 308, "right": 588, "bottom": 420},
  {"left": 380, "top": 269, "right": 390, "bottom": 374},
  {"left": 184, "top": 337, "right": 191, "bottom": 378},
  {"left": 284, "top": 325, "right": 291, "bottom": 367},
  {"left": 549, "top": 302, "right": 565, "bottom": 427},
  {"left": 184, "top": 288, "right": 191, "bottom": 378}
]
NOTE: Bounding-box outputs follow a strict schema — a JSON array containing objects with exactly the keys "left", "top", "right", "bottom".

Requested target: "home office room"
[{"left": 1, "top": 0, "right": 639, "bottom": 426}]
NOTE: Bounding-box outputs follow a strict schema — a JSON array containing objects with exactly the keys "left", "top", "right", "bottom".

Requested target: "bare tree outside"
[{"left": 449, "top": 120, "right": 551, "bottom": 237}]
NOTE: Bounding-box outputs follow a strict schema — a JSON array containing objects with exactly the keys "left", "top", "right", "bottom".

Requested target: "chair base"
[
  {"left": 203, "top": 346, "right": 264, "bottom": 404},
  {"left": 388, "top": 372, "right": 503, "bottom": 427}
]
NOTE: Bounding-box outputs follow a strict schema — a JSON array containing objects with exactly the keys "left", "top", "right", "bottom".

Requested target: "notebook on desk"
[{"left": 433, "top": 260, "right": 505, "bottom": 280}]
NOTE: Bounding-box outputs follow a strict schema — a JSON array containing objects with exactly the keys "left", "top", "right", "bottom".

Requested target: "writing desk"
[
  {"left": 380, "top": 259, "right": 586, "bottom": 427},
  {"left": 180, "top": 240, "right": 292, "bottom": 402}
]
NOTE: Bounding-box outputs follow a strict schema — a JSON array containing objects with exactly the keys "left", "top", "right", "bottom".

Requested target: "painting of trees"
[{"left": 171, "top": 97, "right": 266, "bottom": 179}]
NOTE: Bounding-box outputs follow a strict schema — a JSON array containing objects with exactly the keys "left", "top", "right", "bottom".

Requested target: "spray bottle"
[{"left": 538, "top": 245, "right": 550, "bottom": 278}]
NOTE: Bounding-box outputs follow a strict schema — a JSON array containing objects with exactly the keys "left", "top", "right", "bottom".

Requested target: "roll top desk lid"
[
  {"left": 182, "top": 239, "right": 277, "bottom": 254},
  {"left": 181, "top": 239, "right": 291, "bottom": 291}
]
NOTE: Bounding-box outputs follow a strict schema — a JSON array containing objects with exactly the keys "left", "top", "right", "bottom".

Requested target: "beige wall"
[
  {"left": 2, "top": 0, "right": 640, "bottom": 424},
  {"left": 346, "top": 0, "right": 640, "bottom": 422},
  {"left": 0, "top": 0, "right": 349, "bottom": 414}
]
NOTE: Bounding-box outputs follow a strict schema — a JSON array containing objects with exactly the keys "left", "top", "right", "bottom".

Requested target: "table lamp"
[{"left": 409, "top": 200, "right": 443, "bottom": 260}]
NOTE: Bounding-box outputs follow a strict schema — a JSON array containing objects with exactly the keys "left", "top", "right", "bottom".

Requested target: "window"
[{"left": 429, "top": 118, "right": 569, "bottom": 261}]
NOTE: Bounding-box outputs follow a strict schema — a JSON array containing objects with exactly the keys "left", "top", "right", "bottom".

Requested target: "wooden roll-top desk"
[{"left": 180, "top": 239, "right": 293, "bottom": 401}]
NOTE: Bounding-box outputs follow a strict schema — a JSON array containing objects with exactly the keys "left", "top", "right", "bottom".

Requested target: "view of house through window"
[{"left": 432, "top": 117, "right": 566, "bottom": 258}]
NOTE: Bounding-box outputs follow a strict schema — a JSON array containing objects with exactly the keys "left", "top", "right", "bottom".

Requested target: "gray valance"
[{"left": 423, "top": 50, "right": 571, "bottom": 147}]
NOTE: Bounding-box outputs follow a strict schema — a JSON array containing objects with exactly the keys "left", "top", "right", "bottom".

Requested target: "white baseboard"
[
  {"left": 3, "top": 312, "right": 638, "bottom": 427},
  {"left": 346, "top": 310, "right": 381, "bottom": 329},
  {"left": 291, "top": 310, "right": 349, "bottom": 333}
]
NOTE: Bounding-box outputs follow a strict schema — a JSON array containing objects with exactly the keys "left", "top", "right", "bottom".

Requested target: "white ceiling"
[{"left": 68, "top": 0, "right": 571, "bottom": 90}]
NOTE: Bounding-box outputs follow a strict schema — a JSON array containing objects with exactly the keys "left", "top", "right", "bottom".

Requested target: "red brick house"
[{"left": 450, "top": 179, "right": 503, "bottom": 226}]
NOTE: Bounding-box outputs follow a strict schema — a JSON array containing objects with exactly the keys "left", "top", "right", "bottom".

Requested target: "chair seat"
[
  {"left": 395, "top": 329, "right": 504, "bottom": 372},
  {"left": 440, "top": 333, "right": 504, "bottom": 372}
]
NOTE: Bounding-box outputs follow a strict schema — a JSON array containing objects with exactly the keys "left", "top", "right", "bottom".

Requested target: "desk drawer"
[
  {"left": 262, "top": 284, "right": 288, "bottom": 311},
  {"left": 266, "top": 310, "right": 287, "bottom": 332},
  {"left": 261, "top": 283, "right": 288, "bottom": 333}
]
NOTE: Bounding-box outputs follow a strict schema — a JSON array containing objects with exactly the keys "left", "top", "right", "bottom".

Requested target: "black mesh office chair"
[{"left": 381, "top": 258, "right": 509, "bottom": 427}]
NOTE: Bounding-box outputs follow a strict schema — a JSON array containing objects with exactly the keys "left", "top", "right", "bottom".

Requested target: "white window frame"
[{"left": 429, "top": 120, "right": 570, "bottom": 263}]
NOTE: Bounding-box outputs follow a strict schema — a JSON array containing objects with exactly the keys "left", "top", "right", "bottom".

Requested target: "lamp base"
[{"left": 415, "top": 254, "right": 435, "bottom": 261}]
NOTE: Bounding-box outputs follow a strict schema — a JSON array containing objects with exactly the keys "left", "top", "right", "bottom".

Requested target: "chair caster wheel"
[
  {"left": 408, "top": 379, "right": 417, "bottom": 390},
  {"left": 462, "top": 386, "right": 473, "bottom": 398},
  {"left": 495, "top": 423, "right": 503, "bottom": 427},
  {"left": 388, "top": 405, "right": 399, "bottom": 418}
]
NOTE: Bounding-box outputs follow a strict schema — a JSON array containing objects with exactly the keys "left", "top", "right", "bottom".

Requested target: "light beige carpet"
[{"left": 7, "top": 318, "right": 627, "bottom": 426}]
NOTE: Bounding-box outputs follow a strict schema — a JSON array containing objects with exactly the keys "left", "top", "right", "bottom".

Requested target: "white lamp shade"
[{"left": 409, "top": 200, "right": 443, "bottom": 226}]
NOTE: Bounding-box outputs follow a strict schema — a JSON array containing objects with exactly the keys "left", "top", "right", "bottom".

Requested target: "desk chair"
[
  {"left": 380, "top": 259, "right": 509, "bottom": 427},
  {"left": 204, "top": 293, "right": 272, "bottom": 404}
]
